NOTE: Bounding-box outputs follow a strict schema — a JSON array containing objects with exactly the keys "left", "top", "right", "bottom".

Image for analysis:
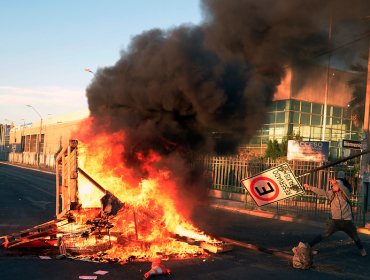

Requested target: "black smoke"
[{"left": 84, "top": 0, "right": 370, "bottom": 175}]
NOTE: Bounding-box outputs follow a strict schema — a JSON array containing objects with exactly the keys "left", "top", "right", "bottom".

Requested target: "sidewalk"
[
  {"left": 0, "top": 161, "right": 56, "bottom": 175},
  {"left": 207, "top": 197, "right": 370, "bottom": 234}
]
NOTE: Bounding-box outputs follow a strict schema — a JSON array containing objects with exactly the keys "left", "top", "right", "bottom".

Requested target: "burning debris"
[{"left": 0, "top": 140, "right": 231, "bottom": 265}]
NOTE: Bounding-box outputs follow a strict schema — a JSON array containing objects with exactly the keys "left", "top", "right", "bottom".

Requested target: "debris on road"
[
  {"left": 292, "top": 242, "right": 313, "bottom": 269},
  {"left": 94, "top": 270, "right": 109, "bottom": 275}
]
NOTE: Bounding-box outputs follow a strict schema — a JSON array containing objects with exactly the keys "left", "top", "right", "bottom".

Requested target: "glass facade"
[{"left": 243, "top": 99, "right": 363, "bottom": 160}]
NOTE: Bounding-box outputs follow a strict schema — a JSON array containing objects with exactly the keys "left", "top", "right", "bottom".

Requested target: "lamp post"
[
  {"left": 26, "top": 105, "right": 42, "bottom": 168},
  {"left": 84, "top": 69, "right": 102, "bottom": 84},
  {"left": 359, "top": 17, "right": 370, "bottom": 215}
]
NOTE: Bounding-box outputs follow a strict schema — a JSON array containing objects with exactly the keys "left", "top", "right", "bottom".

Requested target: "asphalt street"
[{"left": 0, "top": 163, "right": 369, "bottom": 280}]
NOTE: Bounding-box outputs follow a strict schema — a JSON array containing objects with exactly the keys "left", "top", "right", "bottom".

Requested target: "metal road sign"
[
  {"left": 12, "top": 143, "right": 16, "bottom": 151},
  {"left": 241, "top": 163, "right": 304, "bottom": 207}
]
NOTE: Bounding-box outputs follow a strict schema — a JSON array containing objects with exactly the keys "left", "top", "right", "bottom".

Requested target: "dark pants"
[{"left": 309, "top": 219, "right": 364, "bottom": 250}]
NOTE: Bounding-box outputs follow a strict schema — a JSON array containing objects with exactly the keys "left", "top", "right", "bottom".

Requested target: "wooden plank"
[{"left": 56, "top": 146, "right": 68, "bottom": 163}]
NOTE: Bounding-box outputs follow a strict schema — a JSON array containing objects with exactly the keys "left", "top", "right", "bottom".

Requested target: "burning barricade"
[{"left": 0, "top": 139, "right": 231, "bottom": 266}]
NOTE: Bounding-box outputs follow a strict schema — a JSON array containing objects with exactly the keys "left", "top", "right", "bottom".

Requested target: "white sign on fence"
[{"left": 241, "top": 163, "right": 304, "bottom": 207}]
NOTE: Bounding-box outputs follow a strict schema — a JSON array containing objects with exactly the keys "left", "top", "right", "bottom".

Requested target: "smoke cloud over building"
[{"left": 81, "top": 0, "right": 370, "bottom": 178}]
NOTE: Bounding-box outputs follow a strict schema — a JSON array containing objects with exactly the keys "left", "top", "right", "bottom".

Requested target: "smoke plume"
[{"left": 81, "top": 0, "right": 370, "bottom": 180}]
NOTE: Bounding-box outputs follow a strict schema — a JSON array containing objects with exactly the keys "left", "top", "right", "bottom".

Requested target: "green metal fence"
[{"left": 195, "top": 156, "right": 367, "bottom": 226}]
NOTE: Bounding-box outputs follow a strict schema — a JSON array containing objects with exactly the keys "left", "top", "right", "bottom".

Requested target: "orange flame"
[{"left": 70, "top": 127, "right": 213, "bottom": 262}]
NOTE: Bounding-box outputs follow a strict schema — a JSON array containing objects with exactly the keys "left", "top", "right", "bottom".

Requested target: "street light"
[
  {"left": 26, "top": 105, "right": 42, "bottom": 168},
  {"left": 84, "top": 68, "right": 102, "bottom": 84},
  {"left": 4, "top": 119, "right": 13, "bottom": 126}
]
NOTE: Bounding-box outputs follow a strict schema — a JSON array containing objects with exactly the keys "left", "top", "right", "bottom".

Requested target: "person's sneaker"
[{"left": 360, "top": 249, "right": 367, "bottom": 257}]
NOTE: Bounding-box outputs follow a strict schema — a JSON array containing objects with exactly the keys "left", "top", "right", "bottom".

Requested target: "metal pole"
[
  {"left": 322, "top": 0, "right": 333, "bottom": 141},
  {"left": 297, "top": 148, "right": 370, "bottom": 178},
  {"left": 360, "top": 33, "right": 370, "bottom": 213}
]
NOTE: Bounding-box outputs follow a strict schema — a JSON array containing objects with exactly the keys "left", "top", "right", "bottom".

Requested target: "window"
[
  {"left": 310, "top": 127, "right": 322, "bottom": 139},
  {"left": 351, "top": 132, "right": 362, "bottom": 141},
  {"left": 342, "top": 131, "right": 351, "bottom": 140},
  {"left": 300, "top": 113, "right": 310, "bottom": 125},
  {"left": 326, "top": 105, "right": 333, "bottom": 116},
  {"left": 289, "top": 124, "right": 300, "bottom": 135},
  {"left": 325, "top": 128, "right": 332, "bottom": 140},
  {"left": 265, "top": 113, "right": 275, "bottom": 124},
  {"left": 289, "top": 112, "right": 300, "bottom": 124},
  {"left": 330, "top": 141, "right": 340, "bottom": 147},
  {"left": 312, "top": 103, "right": 322, "bottom": 115},
  {"left": 275, "top": 112, "right": 286, "bottom": 123},
  {"left": 249, "top": 137, "right": 261, "bottom": 147},
  {"left": 276, "top": 100, "right": 287, "bottom": 111},
  {"left": 40, "top": 134, "right": 45, "bottom": 153},
  {"left": 25, "top": 135, "right": 30, "bottom": 152},
  {"left": 326, "top": 117, "right": 331, "bottom": 126},
  {"left": 332, "top": 118, "right": 341, "bottom": 129},
  {"left": 262, "top": 137, "right": 269, "bottom": 145},
  {"left": 332, "top": 106, "right": 342, "bottom": 118},
  {"left": 301, "top": 126, "right": 310, "bottom": 138},
  {"left": 311, "top": 115, "right": 321, "bottom": 126},
  {"left": 301, "top": 102, "right": 311, "bottom": 113},
  {"left": 262, "top": 125, "right": 274, "bottom": 136},
  {"left": 331, "top": 129, "right": 341, "bottom": 140},
  {"left": 291, "top": 100, "right": 300, "bottom": 111},
  {"left": 30, "top": 135, "right": 37, "bottom": 152},
  {"left": 342, "top": 119, "right": 351, "bottom": 131},
  {"left": 275, "top": 124, "right": 286, "bottom": 135}
]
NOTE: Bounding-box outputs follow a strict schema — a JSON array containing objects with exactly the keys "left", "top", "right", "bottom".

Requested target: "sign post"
[{"left": 241, "top": 163, "right": 304, "bottom": 207}]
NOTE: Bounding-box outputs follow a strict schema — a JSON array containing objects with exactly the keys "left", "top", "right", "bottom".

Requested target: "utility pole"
[
  {"left": 360, "top": 32, "right": 370, "bottom": 213},
  {"left": 322, "top": 0, "right": 333, "bottom": 141},
  {"left": 26, "top": 105, "right": 42, "bottom": 168}
]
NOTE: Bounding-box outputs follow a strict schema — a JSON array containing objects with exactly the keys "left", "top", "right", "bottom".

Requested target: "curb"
[
  {"left": 209, "top": 203, "right": 370, "bottom": 235},
  {"left": 0, "top": 161, "right": 56, "bottom": 175}
]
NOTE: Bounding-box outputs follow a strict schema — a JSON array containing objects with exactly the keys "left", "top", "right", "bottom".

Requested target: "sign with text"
[
  {"left": 287, "top": 140, "right": 329, "bottom": 162},
  {"left": 241, "top": 163, "right": 304, "bottom": 207},
  {"left": 341, "top": 139, "right": 361, "bottom": 150}
]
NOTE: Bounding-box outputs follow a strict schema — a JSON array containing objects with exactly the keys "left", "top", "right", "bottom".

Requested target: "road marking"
[{"left": 23, "top": 196, "right": 51, "bottom": 210}]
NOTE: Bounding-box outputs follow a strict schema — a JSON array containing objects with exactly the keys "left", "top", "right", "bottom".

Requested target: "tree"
[
  {"left": 264, "top": 139, "right": 281, "bottom": 159},
  {"left": 347, "top": 53, "right": 368, "bottom": 126},
  {"left": 264, "top": 132, "right": 302, "bottom": 160}
]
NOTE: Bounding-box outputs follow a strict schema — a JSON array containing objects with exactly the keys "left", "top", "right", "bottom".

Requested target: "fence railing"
[
  {"left": 5, "top": 152, "right": 56, "bottom": 168},
  {"left": 195, "top": 156, "right": 367, "bottom": 226}
]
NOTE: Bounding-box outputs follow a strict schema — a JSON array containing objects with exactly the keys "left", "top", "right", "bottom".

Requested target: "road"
[{"left": 0, "top": 163, "right": 369, "bottom": 280}]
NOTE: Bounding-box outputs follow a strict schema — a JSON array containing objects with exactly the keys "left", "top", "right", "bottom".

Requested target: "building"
[
  {"left": 241, "top": 64, "right": 362, "bottom": 160},
  {"left": 0, "top": 109, "right": 89, "bottom": 165}
]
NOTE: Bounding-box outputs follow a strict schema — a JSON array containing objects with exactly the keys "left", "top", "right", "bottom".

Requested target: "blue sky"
[{"left": 0, "top": 0, "right": 202, "bottom": 126}]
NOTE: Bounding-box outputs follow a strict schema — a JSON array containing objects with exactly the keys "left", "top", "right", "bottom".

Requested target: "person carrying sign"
[{"left": 303, "top": 171, "right": 366, "bottom": 257}]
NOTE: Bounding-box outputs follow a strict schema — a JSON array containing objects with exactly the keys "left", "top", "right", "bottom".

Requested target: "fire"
[{"left": 69, "top": 130, "right": 213, "bottom": 262}]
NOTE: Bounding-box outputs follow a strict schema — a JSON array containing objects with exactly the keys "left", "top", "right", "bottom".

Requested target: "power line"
[{"left": 284, "top": 33, "right": 370, "bottom": 70}]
